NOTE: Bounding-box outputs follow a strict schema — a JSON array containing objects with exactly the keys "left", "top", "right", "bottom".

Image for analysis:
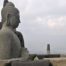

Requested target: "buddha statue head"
[{"left": 1, "top": 2, "right": 20, "bottom": 29}]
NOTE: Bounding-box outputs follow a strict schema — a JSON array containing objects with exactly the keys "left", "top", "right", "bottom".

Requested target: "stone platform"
[
  {"left": 44, "top": 57, "right": 66, "bottom": 66},
  {"left": 12, "top": 60, "right": 49, "bottom": 66},
  {"left": 1, "top": 57, "right": 66, "bottom": 66},
  {"left": 0, "top": 59, "right": 49, "bottom": 66}
]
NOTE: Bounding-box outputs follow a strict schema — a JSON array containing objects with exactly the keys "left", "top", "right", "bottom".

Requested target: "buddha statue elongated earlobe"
[{"left": 6, "top": 14, "right": 11, "bottom": 26}]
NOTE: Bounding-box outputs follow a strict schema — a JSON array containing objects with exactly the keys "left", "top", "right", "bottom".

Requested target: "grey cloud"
[{"left": 24, "top": 0, "right": 66, "bottom": 16}]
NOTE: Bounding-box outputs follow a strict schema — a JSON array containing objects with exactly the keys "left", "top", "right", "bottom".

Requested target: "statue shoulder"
[{"left": 0, "top": 28, "right": 13, "bottom": 39}]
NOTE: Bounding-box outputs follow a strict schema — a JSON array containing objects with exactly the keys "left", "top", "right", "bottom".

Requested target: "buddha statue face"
[
  {"left": 1, "top": 2, "right": 20, "bottom": 29},
  {"left": 7, "top": 10, "right": 20, "bottom": 29}
]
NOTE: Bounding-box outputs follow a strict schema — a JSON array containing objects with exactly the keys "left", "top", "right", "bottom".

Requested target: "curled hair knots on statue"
[
  {"left": 5, "top": 2, "right": 15, "bottom": 7},
  {"left": 1, "top": 2, "right": 19, "bottom": 23}
]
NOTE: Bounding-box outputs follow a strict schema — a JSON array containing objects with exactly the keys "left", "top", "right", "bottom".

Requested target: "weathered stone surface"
[
  {"left": 14, "top": 31, "right": 24, "bottom": 48},
  {"left": 1, "top": 58, "right": 66, "bottom": 66},
  {"left": 12, "top": 60, "right": 49, "bottom": 66},
  {"left": 0, "top": 58, "right": 24, "bottom": 66},
  {"left": 0, "top": 0, "right": 29, "bottom": 59},
  {"left": 0, "top": 26, "right": 21, "bottom": 59},
  {"left": 0, "top": 0, "right": 21, "bottom": 59},
  {"left": 44, "top": 58, "right": 66, "bottom": 66},
  {"left": 1, "top": 0, "right": 25, "bottom": 48}
]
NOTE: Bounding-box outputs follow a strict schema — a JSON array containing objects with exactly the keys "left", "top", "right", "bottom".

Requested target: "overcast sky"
[{"left": 0, "top": 0, "right": 66, "bottom": 54}]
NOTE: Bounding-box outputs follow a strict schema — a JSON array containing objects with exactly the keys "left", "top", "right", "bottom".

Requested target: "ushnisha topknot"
[
  {"left": 5, "top": 2, "right": 15, "bottom": 7},
  {"left": 3, "top": 0, "right": 15, "bottom": 7},
  {"left": 3, "top": 0, "right": 8, "bottom": 7}
]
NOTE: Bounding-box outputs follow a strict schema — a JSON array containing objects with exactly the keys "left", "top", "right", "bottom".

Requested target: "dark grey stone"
[{"left": 12, "top": 60, "right": 49, "bottom": 66}]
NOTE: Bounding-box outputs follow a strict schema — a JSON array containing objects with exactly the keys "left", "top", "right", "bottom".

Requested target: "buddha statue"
[
  {"left": 0, "top": 0, "right": 29, "bottom": 60},
  {"left": 0, "top": 1, "right": 21, "bottom": 59},
  {"left": 1, "top": 0, "right": 25, "bottom": 48}
]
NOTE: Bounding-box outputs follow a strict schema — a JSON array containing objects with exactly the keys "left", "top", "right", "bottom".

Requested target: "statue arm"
[
  {"left": 15, "top": 31, "right": 25, "bottom": 47},
  {"left": 20, "top": 33, "right": 24, "bottom": 47}
]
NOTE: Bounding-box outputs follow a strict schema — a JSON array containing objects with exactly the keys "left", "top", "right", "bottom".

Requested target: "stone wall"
[
  {"left": 12, "top": 60, "right": 49, "bottom": 66},
  {"left": 44, "top": 58, "right": 66, "bottom": 66}
]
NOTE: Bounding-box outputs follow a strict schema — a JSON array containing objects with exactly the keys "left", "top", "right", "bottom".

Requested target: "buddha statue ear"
[{"left": 6, "top": 14, "right": 11, "bottom": 26}]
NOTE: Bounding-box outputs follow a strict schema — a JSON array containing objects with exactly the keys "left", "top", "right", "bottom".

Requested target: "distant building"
[{"left": 47, "top": 44, "right": 50, "bottom": 54}]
